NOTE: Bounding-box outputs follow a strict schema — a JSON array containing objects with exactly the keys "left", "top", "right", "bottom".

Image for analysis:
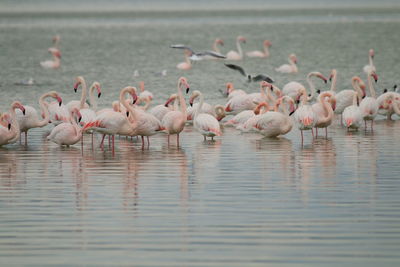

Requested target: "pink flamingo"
[
  {"left": 225, "top": 82, "right": 246, "bottom": 99},
  {"left": 342, "top": 91, "right": 363, "bottom": 131},
  {"left": 161, "top": 77, "right": 190, "bottom": 146},
  {"left": 191, "top": 90, "right": 222, "bottom": 140},
  {"left": 359, "top": 70, "right": 379, "bottom": 130},
  {"left": 246, "top": 40, "right": 272, "bottom": 58},
  {"left": 226, "top": 36, "right": 246, "bottom": 60},
  {"left": 149, "top": 93, "right": 179, "bottom": 122},
  {"left": 377, "top": 91, "right": 400, "bottom": 120},
  {"left": 254, "top": 96, "right": 295, "bottom": 137},
  {"left": 67, "top": 76, "right": 91, "bottom": 112},
  {"left": 294, "top": 88, "right": 317, "bottom": 144},
  {"left": 138, "top": 81, "right": 154, "bottom": 103},
  {"left": 40, "top": 48, "right": 61, "bottom": 69},
  {"left": 363, "top": 49, "right": 376, "bottom": 74},
  {"left": 0, "top": 114, "right": 15, "bottom": 146},
  {"left": 84, "top": 87, "right": 138, "bottom": 150},
  {"left": 47, "top": 108, "right": 83, "bottom": 146},
  {"left": 1, "top": 101, "right": 26, "bottom": 145},
  {"left": 275, "top": 53, "right": 298, "bottom": 73},
  {"left": 177, "top": 50, "right": 192, "bottom": 70},
  {"left": 237, "top": 102, "right": 271, "bottom": 132},
  {"left": 313, "top": 92, "right": 336, "bottom": 138},
  {"left": 16, "top": 91, "right": 62, "bottom": 144}
]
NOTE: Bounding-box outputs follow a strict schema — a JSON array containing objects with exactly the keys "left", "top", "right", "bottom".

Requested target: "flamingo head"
[
  {"left": 289, "top": 54, "right": 297, "bottom": 64},
  {"left": 329, "top": 69, "right": 337, "bottom": 82},
  {"left": 2, "top": 114, "right": 12, "bottom": 130},
  {"left": 52, "top": 35, "right": 60, "bottom": 44},
  {"left": 216, "top": 39, "right": 224, "bottom": 46},
  {"left": 214, "top": 105, "right": 226, "bottom": 121},
  {"left": 263, "top": 40, "right": 272, "bottom": 47},
  {"left": 179, "top": 77, "right": 190, "bottom": 94},
  {"left": 12, "top": 101, "right": 25, "bottom": 115},
  {"left": 73, "top": 77, "right": 83, "bottom": 93},
  {"left": 371, "top": 72, "right": 378, "bottom": 83},
  {"left": 164, "top": 95, "right": 176, "bottom": 107},
  {"left": 315, "top": 72, "right": 328, "bottom": 83},
  {"left": 237, "top": 36, "right": 246, "bottom": 43},
  {"left": 189, "top": 90, "right": 201, "bottom": 107},
  {"left": 225, "top": 82, "right": 234, "bottom": 95},
  {"left": 130, "top": 90, "right": 138, "bottom": 105},
  {"left": 369, "top": 49, "right": 375, "bottom": 58},
  {"left": 71, "top": 108, "right": 82, "bottom": 123},
  {"left": 94, "top": 82, "right": 101, "bottom": 98}
]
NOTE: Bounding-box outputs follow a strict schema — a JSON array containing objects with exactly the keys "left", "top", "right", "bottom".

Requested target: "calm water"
[{"left": 1, "top": 5, "right": 400, "bottom": 266}]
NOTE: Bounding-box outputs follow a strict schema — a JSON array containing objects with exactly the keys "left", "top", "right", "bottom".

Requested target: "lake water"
[{"left": 1, "top": 3, "right": 400, "bottom": 266}]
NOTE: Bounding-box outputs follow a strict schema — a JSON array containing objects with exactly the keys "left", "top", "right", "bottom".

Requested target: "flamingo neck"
[
  {"left": 78, "top": 78, "right": 87, "bottom": 109},
  {"left": 367, "top": 73, "right": 376, "bottom": 98},
  {"left": 351, "top": 79, "right": 363, "bottom": 104},
  {"left": 178, "top": 82, "right": 187, "bottom": 119},
  {"left": 319, "top": 95, "right": 334, "bottom": 124},
  {"left": 368, "top": 54, "right": 374, "bottom": 68},
  {"left": 143, "top": 98, "right": 152, "bottom": 111},
  {"left": 236, "top": 40, "right": 243, "bottom": 58},
  {"left": 37, "top": 93, "right": 52, "bottom": 127},
  {"left": 213, "top": 40, "right": 221, "bottom": 53},
  {"left": 306, "top": 73, "right": 317, "bottom": 101},
  {"left": 263, "top": 45, "right": 270, "bottom": 57},
  {"left": 88, "top": 83, "right": 98, "bottom": 111},
  {"left": 9, "top": 105, "right": 20, "bottom": 137},
  {"left": 194, "top": 93, "right": 204, "bottom": 119}
]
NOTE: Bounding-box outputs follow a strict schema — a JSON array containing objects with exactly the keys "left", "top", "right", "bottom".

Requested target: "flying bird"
[
  {"left": 224, "top": 63, "right": 274, "bottom": 83},
  {"left": 170, "top": 44, "right": 226, "bottom": 61}
]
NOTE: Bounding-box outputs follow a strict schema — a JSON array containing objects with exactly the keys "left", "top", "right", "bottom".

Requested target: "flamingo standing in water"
[
  {"left": 359, "top": 70, "right": 379, "bottom": 130},
  {"left": 47, "top": 108, "right": 83, "bottom": 146},
  {"left": 363, "top": 49, "right": 376, "bottom": 74},
  {"left": 313, "top": 92, "right": 336, "bottom": 138},
  {"left": 275, "top": 53, "right": 298, "bottom": 74},
  {"left": 342, "top": 90, "right": 363, "bottom": 131},
  {"left": 84, "top": 87, "right": 138, "bottom": 151},
  {"left": 226, "top": 36, "right": 246, "bottom": 60},
  {"left": 176, "top": 50, "right": 192, "bottom": 70},
  {"left": 161, "top": 77, "right": 190, "bottom": 146},
  {"left": 40, "top": 48, "right": 61, "bottom": 69},
  {"left": 190, "top": 90, "right": 222, "bottom": 140},
  {"left": 1, "top": 101, "right": 26, "bottom": 145},
  {"left": 294, "top": 88, "right": 317, "bottom": 144},
  {"left": 254, "top": 96, "right": 295, "bottom": 137},
  {"left": 16, "top": 91, "right": 62, "bottom": 144},
  {"left": 282, "top": 71, "right": 327, "bottom": 101},
  {"left": 246, "top": 40, "right": 272, "bottom": 58}
]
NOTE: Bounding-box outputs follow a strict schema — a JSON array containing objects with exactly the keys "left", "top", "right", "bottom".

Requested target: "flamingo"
[
  {"left": 176, "top": 50, "right": 192, "bottom": 70},
  {"left": 0, "top": 114, "right": 15, "bottom": 146},
  {"left": 254, "top": 96, "right": 295, "bottom": 137},
  {"left": 313, "top": 92, "right": 336, "bottom": 138},
  {"left": 16, "top": 91, "right": 62, "bottom": 144},
  {"left": 377, "top": 91, "right": 400, "bottom": 120},
  {"left": 187, "top": 91, "right": 215, "bottom": 121},
  {"left": 125, "top": 87, "right": 164, "bottom": 149},
  {"left": 282, "top": 71, "right": 327, "bottom": 101},
  {"left": 226, "top": 36, "right": 246, "bottom": 60},
  {"left": 214, "top": 105, "right": 226, "bottom": 121},
  {"left": 275, "top": 53, "right": 298, "bottom": 73},
  {"left": 212, "top": 38, "right": 224, "bottom": 55},
  {"left": 1, "top": 101, "right": 26, "bottom": 145},
  {"left": 190, "top": 90, "right": 222, "bottom": 140},
  {"left": 161, "top": 77, "right": 190, "bottom": 146},
  {"left": 224, "top": 97, "right": 270, "bottom": 128},
  {"left": 248, "top": 81, "right": 276, "bottom": 107},
  {"left": 47, "top": 108, "right": 83, "bottom": 146},
  {"left": 246, "top": 40, "right": 272, "bottom": 58},
  {"left": 294, "top": 88, "right": 317, "bottom": 144},
  {"left": 342, "top": 91, "right": 363, "bottom": 131},
  {"left": 40, "top": 48, "right": 61, "bottom": 69},
  {"left": 363, "top": 49, "right": 376, "bottom": 74},
  {"left": 83, "top": 87, "right": 138, "bottom": 150},
  {"left": 330, "top": 70, "right": 366, "bottom": 119},
  {"left": 359, "top": 70, "right": 379, "bottom": 130}
]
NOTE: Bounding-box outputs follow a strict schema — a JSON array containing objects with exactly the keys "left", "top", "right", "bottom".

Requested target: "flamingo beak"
[
  {"left": 164, "top": 98, "right": 174, "bottom": 107},
  {"left": 78, "top": 116, "right": 82, "bottom": 123},
  {"left": 73, "top": 82, "right": 79, "bottom": 92},
  {"left": 98, "top": 92, "right": 102, "bottom": 98},
  {"left": 186, "top": 87, "right": 190, "bottom": 94},
  {"left": 132, "top": 94, "right": 138, "bottom": 104},
  {"left": 126, "top": 111, "right": 129, "bottom": 117},
  {"left": 317, "top": 89, "right": 321, "bottom": 94},
  {"left": 8, "top": 123, "right": 11, "bottom": 130},
  {"left": 57, "top": 96, "right": 63, "bottom": 106},
  {"left": 189, "top": 100, "right": 193, "bottom": 107}
]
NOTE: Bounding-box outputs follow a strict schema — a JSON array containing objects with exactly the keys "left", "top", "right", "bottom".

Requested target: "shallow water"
[{"left": 1, "top": 4, "right": 400, "bottom": 266}]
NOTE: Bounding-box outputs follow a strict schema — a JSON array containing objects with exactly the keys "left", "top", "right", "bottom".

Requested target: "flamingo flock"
[{"left": 2, "top": 34, "right": 399, "bottom": 150}]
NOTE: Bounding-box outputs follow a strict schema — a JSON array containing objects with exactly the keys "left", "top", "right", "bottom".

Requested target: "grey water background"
[{"left": 1, "top": 1, "right": 400, "bottom": 265}]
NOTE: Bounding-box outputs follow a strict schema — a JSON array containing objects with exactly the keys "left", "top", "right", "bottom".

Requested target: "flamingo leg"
[
  {"left": 204, "top": 135, "right": 206, "bottom": 141},
  {"left": 177, "top": 133, "right": 179, "bottom": 147},
  {"left": 311, "top": 128, "right": 315, "bottom": 138},
  {"left": 371, "top": 120, "right": 374, "bottom": 132},
  {"left": 315, "top": 128, "right": 318, "bottom": 137},
  {"left": 100, "top": 134, "right": 106, "bottom": 149},
  {"left": 301, "top": 130, "right": 304, "bottom": 145},
  {"left": 147, "top": 136, "right": 150, "bottom": 148},
  {"left": 167, "top": 135, "right": 170, "bottom": 146},
  {"left": 112, "top": 135, "right": 115, "bottom": 155},
  {"left": 141, "top": 136, "right": 145, "bottom": 150},
  {"left": 325, "top": 127, "right": 328, "bottom": 138}
]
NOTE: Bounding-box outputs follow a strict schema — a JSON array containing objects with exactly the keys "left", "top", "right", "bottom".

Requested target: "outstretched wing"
[
  {"left": 252, "top": 74, "right": 274, "bottom": 83},
  {"left": 224, "top": 63, "right": 246, "bottom": 77},
  {"left": 170, "top": 44, "right": 195, "bottom": 54},
  {"left": 196, "top": 51, "right": 226, "bottom": 59}
]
